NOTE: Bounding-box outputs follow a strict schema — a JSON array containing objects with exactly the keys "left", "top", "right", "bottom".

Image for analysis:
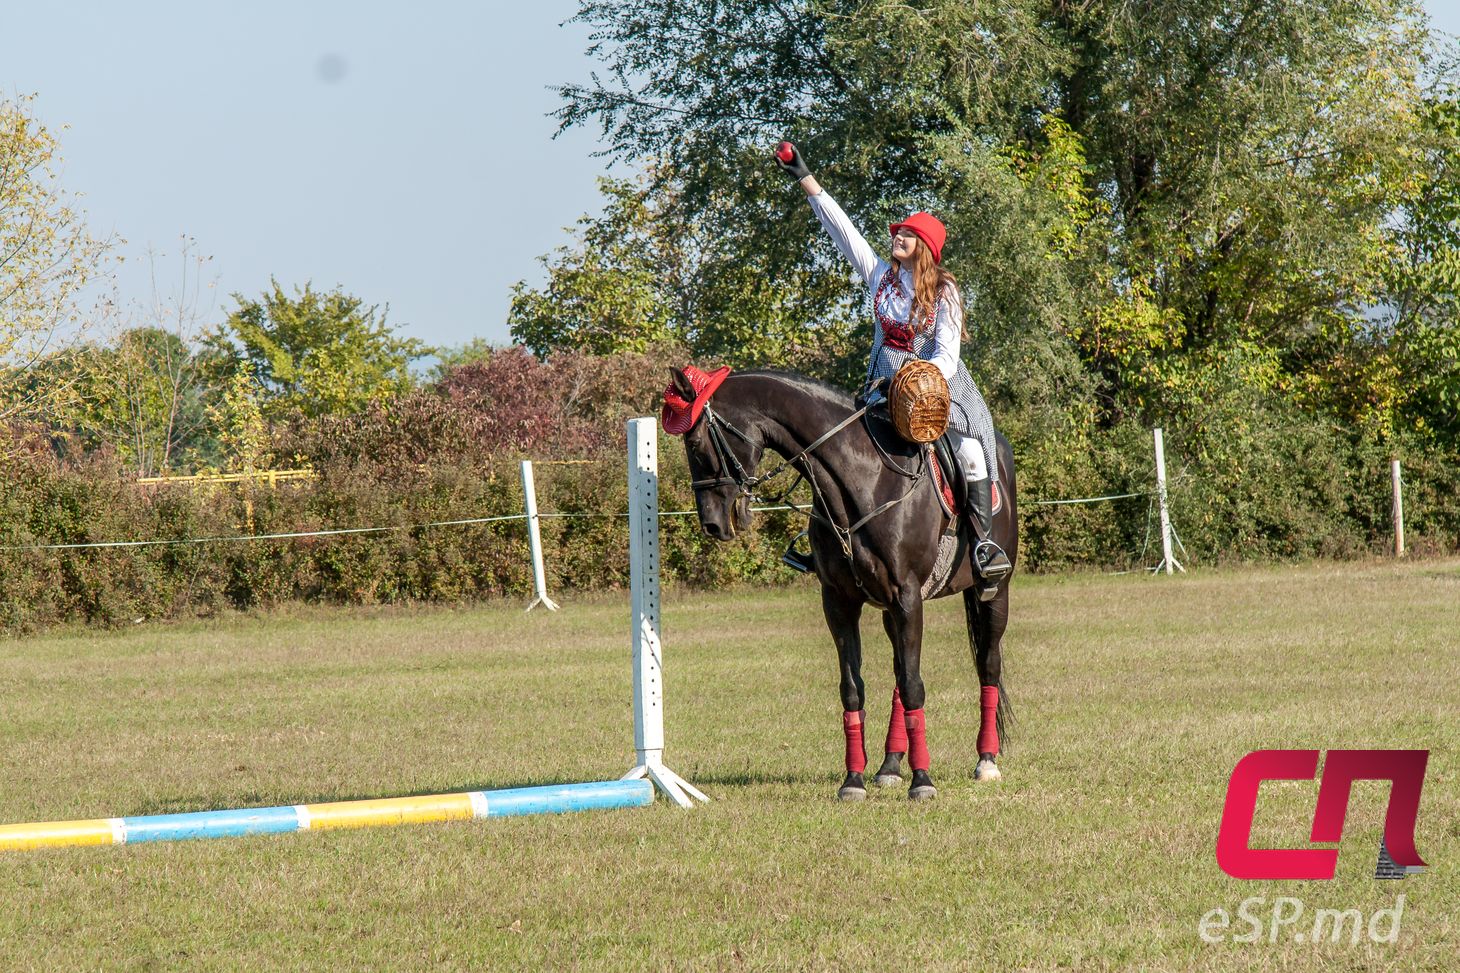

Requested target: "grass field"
[{"left": 1, "top": 559, "right": 1456, "bottom": 971}]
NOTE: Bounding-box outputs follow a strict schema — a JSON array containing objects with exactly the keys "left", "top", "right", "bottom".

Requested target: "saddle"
[
  {"left": 780, "top": 402, "right": 999, "bottom": 579},
  {"left": 863, "top": 405, "right": 966, "bottom": 516},
  {"left": 867, "top": 405, "right": 1004, "bottom": 510}
]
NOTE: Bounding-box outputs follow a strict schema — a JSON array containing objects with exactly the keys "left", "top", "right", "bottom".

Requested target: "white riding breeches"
[{"left": 952, "top": 430, "right": 988, "bottom": 482}]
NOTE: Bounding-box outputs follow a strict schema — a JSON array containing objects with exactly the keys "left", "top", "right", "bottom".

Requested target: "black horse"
[{"left": 665, "top": 367, "right": 1016, "bottom": 801}]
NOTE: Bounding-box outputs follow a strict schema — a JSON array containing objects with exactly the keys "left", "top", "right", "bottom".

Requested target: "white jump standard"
[{"left": 621, "top": 417, "right": 709, "bottom": 809}]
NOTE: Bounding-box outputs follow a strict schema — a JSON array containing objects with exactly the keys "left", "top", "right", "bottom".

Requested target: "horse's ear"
[{"left": 668, "top": 367, "right": 696, "bottom": 401}]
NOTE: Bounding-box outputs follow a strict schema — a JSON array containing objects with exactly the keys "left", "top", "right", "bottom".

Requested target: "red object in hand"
[{"left": 776, "top": 141, "right": 795, "bottom": 163}]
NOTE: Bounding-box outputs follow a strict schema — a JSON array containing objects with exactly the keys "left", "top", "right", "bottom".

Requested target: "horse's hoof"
[
  {"left": 908, "top": 769, "right": 936, "bottom": 801},
  {"left": 838, "top": 785, "right": 868, "bottom": 802},
  {"left": 974, "top": 757, "right": 1002, "bottom": 782},
  {"left": 873, "top": 753, "right": 903, "bottom": 787},
  {"left": 873, "top": 773, "right": 903, "bottom": 788}
]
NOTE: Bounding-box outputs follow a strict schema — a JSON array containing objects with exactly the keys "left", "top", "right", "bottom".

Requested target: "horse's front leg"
[
  {"left": 872, "top": 611, "right": 907, "bottom": 787},
  {"left": 821, "top": 585, "right": 868, "bottom": 801},
  {"left": 887, "top": 589, "right": 935, "bottom": 800}
]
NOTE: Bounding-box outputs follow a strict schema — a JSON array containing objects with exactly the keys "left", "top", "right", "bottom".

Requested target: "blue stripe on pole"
[
  {"left": 121, "top": 805, "right": 302, "bottom": 843},
  {"left": 482, "top": 780, "right": 653, "bottom": 818}
]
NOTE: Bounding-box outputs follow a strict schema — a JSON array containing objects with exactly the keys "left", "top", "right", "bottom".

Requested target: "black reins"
[
  {"left": 689, "top": 402, "right": 868, "bottom": 501},
  {"left": 687, "top": 398, "right": 929, "bottom": 561}
]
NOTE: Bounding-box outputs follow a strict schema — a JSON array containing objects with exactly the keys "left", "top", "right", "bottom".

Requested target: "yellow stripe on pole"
[
  {"left": 0, "top": 818, "right": 116, "bottom": 851},
  {"left": 301, "top": 793, "right": 477, "bottom": 831}
]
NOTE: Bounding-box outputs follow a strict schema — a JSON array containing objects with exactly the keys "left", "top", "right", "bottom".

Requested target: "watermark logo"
[
  {"left": 1216, "top": 749, "right": 1428, "bottom": 880},
  {"left": 1199, "top": 895, "right": 1407, "bottom": 944}
]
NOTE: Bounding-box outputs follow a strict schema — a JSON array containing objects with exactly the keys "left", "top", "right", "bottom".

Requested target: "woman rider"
[{"left": 775, "top": 141, "right": 1012, "bottom": 586}]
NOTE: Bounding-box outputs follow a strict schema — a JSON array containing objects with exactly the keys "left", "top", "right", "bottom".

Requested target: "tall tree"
[
  {"left": 1376, "top": 87, "right": 1460, "bottom": 443},
  {"left": 551, "top": 0, "right": 1442, "bottom": 426},
  {"left": 508, "top": 176, "right": 861, "bottom": 380},
  {"left": 51, "top": 327, "right": 222, "bottom": 476}
]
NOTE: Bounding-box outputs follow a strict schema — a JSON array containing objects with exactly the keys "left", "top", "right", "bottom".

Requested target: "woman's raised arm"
[{"left": 776, "top": 142, "right": 880, "bottom": 285}]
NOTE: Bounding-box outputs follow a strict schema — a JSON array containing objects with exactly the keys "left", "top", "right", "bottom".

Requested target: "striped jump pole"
[{"left": 0, "top": 780, "right": 652, "bottom": 852}]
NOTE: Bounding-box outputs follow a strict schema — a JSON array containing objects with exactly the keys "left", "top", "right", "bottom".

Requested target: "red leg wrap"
[
  {"left": 843, "top": 710, "right": 867, "bottom": 774},
  {"left": 885, "top": 686, "right": 908, "bottom": 755},
  {"left": 977, "top": 685, "right": 1000, "bottom": 756},
  {"left": 904, "top": 708, "right": 929, "bottom": 772}
]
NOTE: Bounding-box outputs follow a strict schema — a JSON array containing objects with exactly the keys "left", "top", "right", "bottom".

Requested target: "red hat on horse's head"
[
  {"left": 889, "top": 211, "right": 947, "bottom": 264},
  {"left": 661, "top": 365, "right": 732, "bottom": 435}
]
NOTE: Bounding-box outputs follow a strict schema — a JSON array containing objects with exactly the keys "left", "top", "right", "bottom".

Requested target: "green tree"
[
  {"left": 1379, "top": 88, "right": 1460, "bottom": 443},
  {"left": 431, "top": 336, "right": 497, "bottom": 378},
  {"left": 206, "top": 366, "right": 271, "bottom": 473},
  {"left": 551, "top": 0, "right": 1443, "bottom": 426},
  {"left": 211, "top": 280, "right": 430, "bottom": 420},
  {"left": 509, "top": 178, "right": 679, "bottom": 357},
  {"left": 51, "top": 327, "right": 222, "bottom": 475},
  {"left": 0, "top": 94, "right": 112, "bottom": 424}
]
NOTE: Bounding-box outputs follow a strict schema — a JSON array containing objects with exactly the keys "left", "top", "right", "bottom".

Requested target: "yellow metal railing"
[{"left": 137, "top": 469, "right": 315, "bottom": 488}]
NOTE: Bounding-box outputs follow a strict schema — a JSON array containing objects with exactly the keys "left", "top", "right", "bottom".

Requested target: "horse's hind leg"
[
  {"left": 821, "top": 586, "right": 868, "bottom": 801},
  {"left": 965, "top": 586, "right": 1010, "bottom": 782},
  {"left": 872, "top": 611, "right": 907, "bottom": 787},
  {"left": 887, "top": 591, "right": 936, "bottom": 800}
]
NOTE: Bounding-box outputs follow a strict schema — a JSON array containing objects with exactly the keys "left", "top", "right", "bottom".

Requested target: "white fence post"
[
  {"left": 1153, "top": 427, "right": 1184, "bottom": 575},
  {"left": 1392, "top": 459, "right": 1405, "bottom": 558},
  {"left": 621, "top": 418, "right": 708, "bottom": 808},
  {"left": 520, "top": 460, "right": 559, "bottom": 612}
]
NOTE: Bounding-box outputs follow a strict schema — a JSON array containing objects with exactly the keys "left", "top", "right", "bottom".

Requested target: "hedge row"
[{"left": 4, "top": 421, "right": 1455, "bottom": 636}]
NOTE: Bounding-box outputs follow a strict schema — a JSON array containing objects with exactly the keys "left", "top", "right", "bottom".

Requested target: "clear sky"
[
  {"left": 3, "top": 0, "right": 608, "bottom": 351},
  {"left": 5, "top": 1, "right": 1460, "bottom": 352}
]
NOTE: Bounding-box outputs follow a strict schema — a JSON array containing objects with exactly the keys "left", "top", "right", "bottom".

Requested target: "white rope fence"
[
  {"left": 0, "top": 427, "right": 1191, "bottom": 596},
  {"left": 0, "top": 515, "right": 530, "bottom": 552},
  {"left": 1026, "top": 490, "right": 1147, "bottom": 507}
]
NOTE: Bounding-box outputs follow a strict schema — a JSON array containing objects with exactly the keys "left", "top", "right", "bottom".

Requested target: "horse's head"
[{"left": 664, "top": 366, "right": 759, "bottom": 541}]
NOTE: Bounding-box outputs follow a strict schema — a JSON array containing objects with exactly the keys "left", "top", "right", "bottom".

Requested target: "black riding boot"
[{"left": 968, "top": 478, "right": 1012, "bottom": 596}]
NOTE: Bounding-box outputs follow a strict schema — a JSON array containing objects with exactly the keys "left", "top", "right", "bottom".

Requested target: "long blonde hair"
[{"left": 894, "top": 242, "right": 964, "bottom": 340}]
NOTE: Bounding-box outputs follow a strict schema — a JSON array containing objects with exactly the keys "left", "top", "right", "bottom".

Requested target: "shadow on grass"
[
  {"left": 122, "top": 768, "right": 846, "bottom": 815},
  {"left": 687, "top": 767, "right": 837, "bottom": 788}
]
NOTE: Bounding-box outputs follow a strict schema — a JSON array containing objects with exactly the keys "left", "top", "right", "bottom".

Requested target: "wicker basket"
[{"left": 888, "top": 360, "right": 950, "bottom": 443}]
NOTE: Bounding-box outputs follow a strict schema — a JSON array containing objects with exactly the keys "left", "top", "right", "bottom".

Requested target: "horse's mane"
[{"left": 732, "top": 369, "right": 855, "bottom": 410}]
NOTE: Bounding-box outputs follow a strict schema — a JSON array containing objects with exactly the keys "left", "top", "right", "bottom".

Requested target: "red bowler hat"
[
  {"left": 889, "top": 211, "right": 947, "bottom": 264},
  {"left": 661, "top": 365, "right": 732, "bottom": 435}
]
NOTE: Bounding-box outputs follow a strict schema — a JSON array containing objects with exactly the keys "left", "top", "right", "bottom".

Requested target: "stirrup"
[
  {"left": 974, "top": 540, "right": 1010, "bottom": 602},
  {"left": 782, "top": 532, "right": 815, "bottom": 573},
  {"left": 974, "top": 540, "right": 1012, "bottom": 582}
]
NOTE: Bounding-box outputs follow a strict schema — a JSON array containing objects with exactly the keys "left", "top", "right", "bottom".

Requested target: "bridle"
[
  {"left": 688, "top": 405, "right": 764, "bottom": 496},
  {"left": 689, "top": 402, "right": 867, "bottom": 504},
  {"left": 686, "top": 397, "right": 929, "bottom": 561}
]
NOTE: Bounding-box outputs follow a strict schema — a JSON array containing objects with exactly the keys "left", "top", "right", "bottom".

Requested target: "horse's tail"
[
  {"left": 995, "top": 670, "right": 1013, "bottom": 755},
  {"left": 962, "top": 588, "right": 1012, "bottom": 753}
]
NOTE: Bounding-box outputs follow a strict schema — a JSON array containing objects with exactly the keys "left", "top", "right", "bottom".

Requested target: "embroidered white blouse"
[{"left": 807, "top": 189, "right": 963, "bottom": 382}]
